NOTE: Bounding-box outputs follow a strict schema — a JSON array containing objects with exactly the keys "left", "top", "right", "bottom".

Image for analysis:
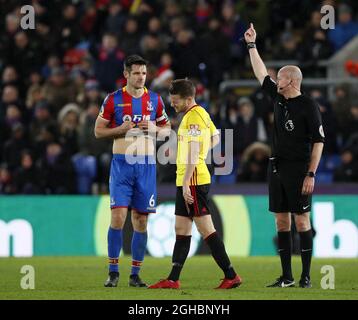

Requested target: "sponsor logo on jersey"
[
  {"left": 188, "top": 124, "right": 201, "bottom": 136},
  {"left": 147, "top": 100, "right": 153, "bottom": 111},
  {"left": 123, "top": 115, "right": 132, "bottom": 122}
]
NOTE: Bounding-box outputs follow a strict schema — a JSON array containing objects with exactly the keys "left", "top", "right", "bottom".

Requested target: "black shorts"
[
  {"left": 268, "top": 159, "right": 312, "bottom": 214},
  {"left": 175, "top": 184, "right": 212, "bottom": 218}
]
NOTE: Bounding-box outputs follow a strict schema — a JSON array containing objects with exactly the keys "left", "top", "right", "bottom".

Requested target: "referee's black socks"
[
  {"left": 205, "top": 231, "right": 236, "bottom": 280},
  {"left": 299, "top": 229, "right": 313, "bottom": 279},
  {"left": 168, "top": 235, "right": 191, "bottom": 281},
  {"left": 277, "top": 231, "right": 293, "bottom": 280}
]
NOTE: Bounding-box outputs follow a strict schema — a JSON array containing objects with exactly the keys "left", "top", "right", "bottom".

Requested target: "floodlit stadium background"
[{"left": 0, "top": 1, "right": 358, "bottom": 259}]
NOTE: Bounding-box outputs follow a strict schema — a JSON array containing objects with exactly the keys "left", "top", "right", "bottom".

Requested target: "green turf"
[{"left": 0, "top": 256, "right": 357, "bottom": 300}]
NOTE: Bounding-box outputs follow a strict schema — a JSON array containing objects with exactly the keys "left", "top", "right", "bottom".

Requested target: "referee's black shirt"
[{"left": 262, "top": 75, "right": 325, "bottom": 162}]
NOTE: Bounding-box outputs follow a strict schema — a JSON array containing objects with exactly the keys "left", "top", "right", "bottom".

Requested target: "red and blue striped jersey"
[{"left": 99, "top": 86, "right": 169, "bottom": 127}]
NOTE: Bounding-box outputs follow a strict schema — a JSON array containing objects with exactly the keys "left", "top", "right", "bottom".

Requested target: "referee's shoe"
[
  {"left": 299, "top": 276, "right": 312, "bottom": 288},
  {"left": 266, "top": 276, "right": 295, "bottom": 288}
]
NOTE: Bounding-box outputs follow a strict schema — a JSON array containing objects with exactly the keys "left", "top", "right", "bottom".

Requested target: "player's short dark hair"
[
  {"left": 169, "top": 78, "right": 196, "bottom": 98},
  {"left": 124, "top": 55, "right": 147, "bottom": 72}
]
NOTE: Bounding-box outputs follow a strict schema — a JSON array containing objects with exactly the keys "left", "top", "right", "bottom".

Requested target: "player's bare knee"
[
  {"left": 132, "top": 214, "right": 148, "bottom": 232},
  {"left": 111, "top": 216, "right": 125, "bottom": 229},
  {"left": 276, "top": 219, "right": 291, "bottom": 232},
  {"left": 197, "top": 224, "right": 215, "bottom": 239},
  {"left": 110, "top": 210, "right": 126, "bottom": 229},
  {"left": 295, "top": 217, "right": 311, "bottom": 232},
  {"left": 175, "top": 224, "right": 191, "bottom": 236}
]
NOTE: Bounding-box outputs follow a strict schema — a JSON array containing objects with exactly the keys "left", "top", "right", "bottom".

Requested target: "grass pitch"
[{"left": 0, "top": 256, "right": 357, "bottom": 300}]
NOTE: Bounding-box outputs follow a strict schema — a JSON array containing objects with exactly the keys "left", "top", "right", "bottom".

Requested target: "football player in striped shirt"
[{"left": 95, "top": 55, "right": 171, "bottom": 287}]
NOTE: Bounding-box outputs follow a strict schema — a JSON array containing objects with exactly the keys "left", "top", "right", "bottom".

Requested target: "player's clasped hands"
[
  {"left": 244, "top": 23, "right": 256, "bottom": 43},
  {"left": 137, "top": 120, "right": 157, "bottom": 134},
  {"left": 117, "top": 121, "right": 135, "bottom": 135}
]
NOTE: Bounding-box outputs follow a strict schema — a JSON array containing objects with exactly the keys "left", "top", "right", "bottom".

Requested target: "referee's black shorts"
[
  {"left": 268, "top": 160, "right": 312, "bottom": 214},
  {"left": 175, "top": 184, "right": 212, "bottom": 218}
]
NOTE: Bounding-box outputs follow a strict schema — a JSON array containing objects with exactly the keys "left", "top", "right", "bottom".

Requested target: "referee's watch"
[
  {"left": 306, "top": 171, "right": 316, "bottom": 178},
  {"left": 247, "top": 42, "right": 256, "bottom": 50}
]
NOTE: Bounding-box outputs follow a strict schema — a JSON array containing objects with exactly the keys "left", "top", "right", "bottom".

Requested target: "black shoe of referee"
[
  {"left": 129, "top": 274, "right": 148, "bottom": 288},
  {"left": 104, "top": 272, "right": 119, "bottom": 287},
  {"left": 299, "top": 276, "right": 312, "bottom": 288},
  {"left": 266, "top": 276, "right": 295, "bottom": 288}
]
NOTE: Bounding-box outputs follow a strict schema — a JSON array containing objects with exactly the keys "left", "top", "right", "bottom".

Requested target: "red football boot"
[
  {"left": 148, "top": 279, "right": 180, "bottom": 289},
  {"left": 215, "top": 275, "right": 242, "bottom": 289}
]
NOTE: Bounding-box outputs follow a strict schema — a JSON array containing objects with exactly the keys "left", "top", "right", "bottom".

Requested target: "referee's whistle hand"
[
  {"left": 301, "top": 177, "right": 315, "bottom": 195},
  {"left": 244, "top": 23, "right": 256, "bottom": 43}
]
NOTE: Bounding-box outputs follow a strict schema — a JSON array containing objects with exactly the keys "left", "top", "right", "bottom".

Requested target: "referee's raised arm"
[{"left": 244, "top": 23, "right": 268, "bottom": 85}]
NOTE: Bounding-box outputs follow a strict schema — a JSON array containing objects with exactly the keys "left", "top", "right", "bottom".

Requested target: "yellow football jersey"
[{"left": 176, "top": 105, "right": 219, "bottom": 186}]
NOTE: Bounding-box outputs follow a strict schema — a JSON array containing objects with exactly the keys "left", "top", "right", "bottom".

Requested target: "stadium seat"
[
  {"left": 72, "top": 154, "right": 97, "bottom": 194},
  {"left": 324, "top": 154, "right": 341, "bottom": 171},
  {"left": 316, "top": 172, "right": 333, "bottom": 184}
]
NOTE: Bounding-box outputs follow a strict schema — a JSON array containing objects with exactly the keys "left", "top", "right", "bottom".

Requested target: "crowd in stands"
[{"left": 1, "top": 0, "right": 358, "bottom": 194}]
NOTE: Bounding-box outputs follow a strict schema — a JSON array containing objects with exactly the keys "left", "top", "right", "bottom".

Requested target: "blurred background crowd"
[{"left": 1, "top": 0, "right": 358, "bottom": 195}]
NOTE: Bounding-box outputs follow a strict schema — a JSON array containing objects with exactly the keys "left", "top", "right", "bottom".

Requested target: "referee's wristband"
[
  {"left": 247, "top": 42, "right": 256, "bottom": 50},
  {"left": 306, "top": 171, "right": 316, "bottom": 178}
]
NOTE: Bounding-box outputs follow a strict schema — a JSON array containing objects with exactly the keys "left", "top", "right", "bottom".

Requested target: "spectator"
[
  {"left": 237, "top": 142, "right": 270, "bottom": 182},
  {"left": 272, "top": 31, "right": 300, "bottom": 60},
  {"left": 170, "top": 29, "right": 201, "bottom": 79},
  {"left": 29, "top": 100, "right": 56, "bottom": 146},
  {"left": 37, "top": 142, "right": 76, "bottom": 194},
  {"left": 250, "top": 67, "right": 276, "bottom": 131},
  {"left": 0, "top": 164, "right": 15, "bottom": 194},
  {"left": 140, "top": 33, "right": 166, "bottom": 66},
  {"left": 328, "top": 4, "right": 358, "bottom": 52},
  {"left": 105, "top": 1, "right": 126, "bottom": 36},
  {"left": 120, "top": 16, "right": 142, "bottom": 55},
  {"left": 79, "top": 102, "right": 111, "bottom": 189},
  {"left": 199, "top": 17, "right": 231, "bottom": 90},
  {"left": 42, "top": 67, "right": 77, "bottom": 114},
  {"left": 58, "top": 103, "right": 81, "bottom": 156},
  {"left": 220, "top": 2, "right": 247, "bottom": 66},
  {"left": 26, "top": 71, "right": 44, "bottom": 110},
  {"left": 0, "top": 85, "right": 23, "bottom": 118},
  {"left": 235, "top": 97, "right": 267, "bottom": 157},
  {"left": 13, "top": 150, "right": 42, "bottom": 194},
  {"left": 299, "top": 29, "right": 333, "bottom": 76},
  {"left": 314, "top": 96, "right": 338, "bottom": 154},
  {"left": 55, "top": 3, "right": 82, "bottom": 54},
  {"left": 90, "top": 33, "right": 125, "bottom": 92},
  {"left": 0, "top": 14, "right": 20, "bottom": 62},
  {"left": 7, "top": 31, "right": 41, "bottom": 79},
  {"left": 333, "top": 148, "right": 358, "bottom": 182},
  {"left": 2, "top": 104, "right": 24, "bottom": 145},
  {"left": 1, "top": 65, "right": 25, "bottom": 97},
  {"left": 3, "top": 123, "right": 29, "bottom": 171},
  {"left": 342, "top": 104, "right": 358, "bottom": 143},
  {"left": 331, "top": 84, "right": 351, "bottom": 134},
  {"left": 81, "top": 79, "right": 103, "bottom": 109}
]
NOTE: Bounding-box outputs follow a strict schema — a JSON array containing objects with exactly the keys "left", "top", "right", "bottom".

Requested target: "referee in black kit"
[{"left": 244, "top": 24, "right": 325, "bottom": 288}]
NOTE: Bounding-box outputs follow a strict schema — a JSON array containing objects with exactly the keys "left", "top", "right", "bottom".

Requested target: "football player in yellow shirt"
[{"left": 149, "top": 79, "right": 242, "bottom": 289}]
